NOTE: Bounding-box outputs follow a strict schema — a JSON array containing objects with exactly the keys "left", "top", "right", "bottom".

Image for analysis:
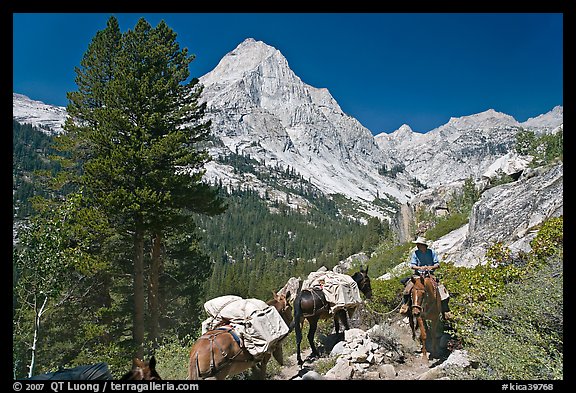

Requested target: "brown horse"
[
  {"left": 409, "top": 271, "right": 442, "bottom": 360},
  {"left": 294, "top": 267, "right": 372, "bottom": 365},
  {"left": 120, "top": 356, "right": 162, "bottom": 380},
  {"left": 187, "top": 291, "right": 293, "bottom": 380}
]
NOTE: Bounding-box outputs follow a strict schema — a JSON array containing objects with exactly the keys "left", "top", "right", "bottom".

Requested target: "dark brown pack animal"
[
  {"left": 187, "top": 291, "right": 293, "bottom": 380},
  {"left": 293, "top": 267, "right": 372, "bottom": 365}
]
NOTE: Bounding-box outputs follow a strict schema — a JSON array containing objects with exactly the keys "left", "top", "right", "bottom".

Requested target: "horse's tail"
[{"left": 293, "top": 290, "right": 305, "bottom": 335}]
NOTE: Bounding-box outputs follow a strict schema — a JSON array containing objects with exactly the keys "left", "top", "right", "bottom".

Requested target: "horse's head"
[
  {"left": 411, "top": 274, "right": 438, "bottom": 317},
  {"left": 410, "top": 275, "right": 426, "bottom": 316},
  {"left": 269, "top": 291, "right": 294, "bottom": 326},
  {"left": 121, "top": 356, "right": 162, "bottom": 380},
  {"left": 266, "top": 290, "right": 293, "bottom": 366},
  {"left": 352, "top": 266, "right": 372, "bottom": 300}
]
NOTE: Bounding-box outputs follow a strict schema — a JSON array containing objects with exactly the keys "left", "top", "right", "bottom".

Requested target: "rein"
[{"left": 364, "top": 299, "right": 402, "bottom": 316}]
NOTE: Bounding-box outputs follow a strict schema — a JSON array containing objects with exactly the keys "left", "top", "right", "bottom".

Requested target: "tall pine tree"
[{"left": 56, "top": 16, "right": 225, "bottom": 356}]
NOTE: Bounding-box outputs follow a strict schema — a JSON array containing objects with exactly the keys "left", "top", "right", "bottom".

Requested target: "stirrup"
[{"left": 399, "top": 304, "right": 409, "bottom": 314}]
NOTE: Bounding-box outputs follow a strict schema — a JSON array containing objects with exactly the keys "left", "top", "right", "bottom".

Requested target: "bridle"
[
  {"left": 411, "top": 286, "right": 425, "bottom": 312},
  {"left": 360, "top": 273, "right": 372, "bottom": 298},
  {"left": 411, "top": 273, "right": 437, "bottom": 313}
]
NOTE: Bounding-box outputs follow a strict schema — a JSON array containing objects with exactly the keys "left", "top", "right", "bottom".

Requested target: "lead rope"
[{"left": 364, "top": 299, "right": 402, "bottom": 316}]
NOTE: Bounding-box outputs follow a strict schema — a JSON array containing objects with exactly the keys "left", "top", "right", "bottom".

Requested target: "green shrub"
[
  {"left": 72, "top": 342, "right": 135, "bottom": 380},
  {"left": 464, "top": 256, "right": 563, "bottom": 379},
  {"left": 369, "top": 241, "right": 413, "bottom": 277},
  {"left": 313, "top": 356, "right": 337, "bottom": 374},
  {"left": 485, "top": 241, "right": 513, "bottom": 266},
  {"left": 530, "top": 216, "right": 563, "bottom": 260},
  {"left": 440, "top": 261, "right": 523, "bottom": 345},
  {"left": 443, "top": 216, "right": 563, "bottom": 380},
  {"left": 515, "top": 128, "right": 563, "bottom": 167},
  {"left": 425, "top": 212, "right": 468, "bottom": 241},
  {"left": 152, "top": 336, "right": 195, "bottom": 380}
]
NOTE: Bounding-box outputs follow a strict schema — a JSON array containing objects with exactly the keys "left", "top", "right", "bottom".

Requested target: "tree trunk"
[
  {"left": 133, "top": 229, "right": 145, "bottom": 359},
  {"left": 148, "top": 233, "right": 162, "bottom": 347},
  {"left": 28, "top": 295, "right": 48, "bottom": 378}
]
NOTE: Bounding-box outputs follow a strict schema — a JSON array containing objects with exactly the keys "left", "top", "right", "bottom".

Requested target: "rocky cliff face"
[
  {"left": 199, "top": 38, "right": 411, "bottom": 219},
  {"left": 432, "top": 162, "right": 563, "bottom": 267}
]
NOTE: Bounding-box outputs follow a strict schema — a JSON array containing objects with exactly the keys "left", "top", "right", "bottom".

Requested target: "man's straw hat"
[{"left": 412, "top": 236, "right": 430, "bottom": 247}]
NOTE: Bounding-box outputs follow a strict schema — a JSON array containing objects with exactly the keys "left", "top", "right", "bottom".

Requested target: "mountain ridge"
[
  {"left": 198, "top": 38, "right": 408, "bottom": 215},
  {"left": 11, "top": 38, "right": 563, "bottom": 221}
]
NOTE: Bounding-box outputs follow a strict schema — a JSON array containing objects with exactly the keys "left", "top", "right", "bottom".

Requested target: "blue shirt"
[{"left": 410, "top": 248, "right": 439, "bottom": 274}]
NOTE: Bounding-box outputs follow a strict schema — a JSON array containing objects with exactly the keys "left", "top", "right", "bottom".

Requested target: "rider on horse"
[{"left": 399, "top": 236, "right": 452, "bottom": 320}]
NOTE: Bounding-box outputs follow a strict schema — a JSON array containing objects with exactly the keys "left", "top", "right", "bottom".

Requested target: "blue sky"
[{"left": 13, "top": 13, "right": 563, "bottom": 134}]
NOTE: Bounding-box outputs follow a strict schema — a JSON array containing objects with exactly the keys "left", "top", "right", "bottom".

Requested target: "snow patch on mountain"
[{"left": 12, "top": 93, "right": 66, "bottom": 134}]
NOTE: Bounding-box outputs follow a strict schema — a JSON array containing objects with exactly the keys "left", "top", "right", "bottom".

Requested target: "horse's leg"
[
  {"left": 188, "top": 345, "right": 219, "bottom": 380},
  {"left": 251, "top": 353, "right": 270, "bottom": 380},
  {"left": 408, "top": 310, "right": 416, "bottom": 340},
  {"left": 431, "top": 299, "right": 442, "bottom": 358},
  {"left": 295, "top": 316, "right": 305, "bottom": 366},
  {"left": 187, "top": 351, "right": 199, "bottom": 380},
  {"left": 342, "top": 309, "right": 350, "bottom": 330},
  {"left": 294, "top": 293, "right": 305, "bottom": 366},
  {"left": 272, "top": 343, "right": 284, "bottom": 366},
  {"left": 430, "top": 318, "right": 439, "bottom": 359},
  {"left": 334, "top": 314, "right": 340, "bottom": 334},
  {"left": 333, "top": 309, "right": 349, "bottom": 335},
  {"left": 307, "top": 316, "right": 320, "bottom": 359},
  {"left": 416, "top": 316, "right": 428, "bottom": 359},
  {"left": 188, "top": 342, "right": 210, "bottom": 380}
]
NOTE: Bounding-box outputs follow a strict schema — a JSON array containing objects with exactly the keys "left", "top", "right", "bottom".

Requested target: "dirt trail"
[
  {"left": 273, "top": 349, "right": 435, "bottom": 380},
  {"left": 272, "top": 313, "right": 449, "bottom": 380},
  {"left": 271, "top": 348, "right": 311, "bottom": 380}
]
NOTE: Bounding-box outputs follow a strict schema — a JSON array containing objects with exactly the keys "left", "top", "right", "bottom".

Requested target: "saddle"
[
  {"left": 301, "top": 288, "right": 331, "bottom": 318},
  {"left": 197, "top": 325, "right": 245, "bottom": 378},
  {"left": 413, "top": 274, "right": 450, "bottom": 300},
  {"left": 302, "top": 271, "right": 363, "bottom": 314}
]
